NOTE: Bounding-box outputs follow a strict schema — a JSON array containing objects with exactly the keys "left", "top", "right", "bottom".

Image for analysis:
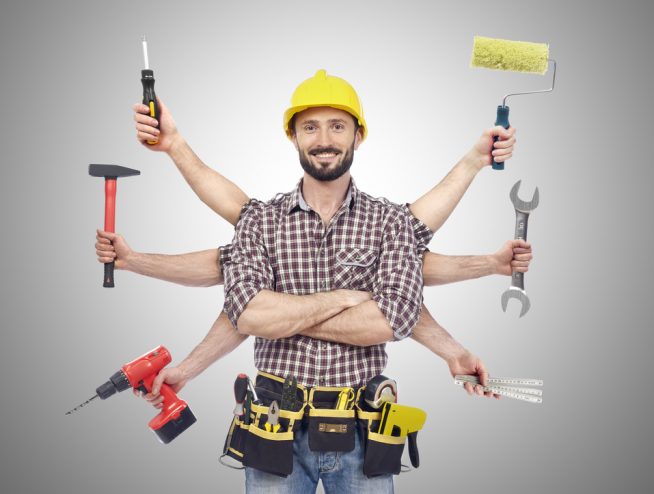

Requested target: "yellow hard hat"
[{"left": 283, "top": 69, "right": 367, "bottom": 141}]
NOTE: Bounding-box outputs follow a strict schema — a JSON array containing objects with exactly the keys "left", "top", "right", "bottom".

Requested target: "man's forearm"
[
  {"left": 300, "top": 300, "right": 394, "bottom": 346},
  {"left": 167, "top": 137, "right": 249, "bottom": 226},
  {"left": 236, "top": 289, "right": 366, "bottom": 339},
  {"left": 409, "top": 154, "right": 482, "bottom": 233},
  {"left": 409, "top": 305, "right": 466, "bottom": 361},
  {"left": 125, "top": 248, "right": 223, "bottom": 287},
  {"left": 178, "top": 312, "right": 247, "bottom": 381},
  {"left": 423, "top": 252, "right": 496, "bottom": 286}
]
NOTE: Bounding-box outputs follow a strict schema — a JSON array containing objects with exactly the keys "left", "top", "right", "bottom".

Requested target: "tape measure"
[{"left": 454, "top": 375, "right": 543, "bottom": 404}]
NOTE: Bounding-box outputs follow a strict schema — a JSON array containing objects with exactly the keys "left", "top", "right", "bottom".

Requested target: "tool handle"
[
  {"left": 234, "top": 374, "right": 248, "bottom": 416},
  {"left": 103, "top": 178, "right": 117, "bottom": 287},
  {"left": 408, "top": 431, "right": 420, "bottom": 468},
  {"left": 141, "top": 69, "right": 159, "bottom": 145},
  {"left": 140, "top": 375, "right": 196, "bottom": 442},
  {"left": 103, "top": 263, "right": 115, "bottom": 288},
  {"left": 511, "top": 210, "right": 530, "bottom": 290},
  {"left": 492, "top": 105, "right": 510, "bottom": 170},
  {"left": 514, "top": 210, "right": 530, "bottom": 241}
]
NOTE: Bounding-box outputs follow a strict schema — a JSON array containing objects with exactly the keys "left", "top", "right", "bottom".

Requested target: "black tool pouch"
[
  {"left": 307, "top": 388, "right": 356, "bottom": 452},
  {"left": 356, "top": 387, "right": 408, "bottom": 478},
  {"left": 220, "top": 415, "right": 249, "bottom": 467},
  {"left": 241, "top": 402, "right": 304, "bottom": 477}
]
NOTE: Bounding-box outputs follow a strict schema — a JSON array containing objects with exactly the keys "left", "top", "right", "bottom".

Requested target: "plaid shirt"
[{"left": 222, "top": 179, "right": 431, "bottom": 388}]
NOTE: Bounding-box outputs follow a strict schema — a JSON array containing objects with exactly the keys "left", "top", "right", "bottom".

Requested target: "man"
[{"left": 96, "top": 70, "right": 529, "bottom": 492}]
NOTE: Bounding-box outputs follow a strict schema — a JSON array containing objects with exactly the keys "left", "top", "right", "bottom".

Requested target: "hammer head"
[
  {"left": 501, "top": 287, "right": 531, "bottom": 318},
  {"left": 509, "top": 180, "right": 539, "bottom": 213},
  {"left": 89, "top": 164, "right": 140, "bottom": 179}
]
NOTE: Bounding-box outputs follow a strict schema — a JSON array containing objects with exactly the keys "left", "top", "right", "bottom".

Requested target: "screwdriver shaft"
[{"left": 142, "top": 35, "right": 149, "bottom": 69}]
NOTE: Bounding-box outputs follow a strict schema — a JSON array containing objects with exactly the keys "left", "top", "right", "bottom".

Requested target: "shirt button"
[
  {"left": 321, "top": 281, "right": 327, "bottom": 289},
  {"left": 319, "top": 378, "right": 326, "bottom": 385},
  {"left": 322, "top": 343, "right": 328, "bottom": 350}
]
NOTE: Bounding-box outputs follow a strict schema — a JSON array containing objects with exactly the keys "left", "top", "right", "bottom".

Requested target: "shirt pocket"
[{"left": 332, "top": 247, "right": 378, "bottom": 290}]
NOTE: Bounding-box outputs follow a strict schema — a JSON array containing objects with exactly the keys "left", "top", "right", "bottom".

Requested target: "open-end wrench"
[{"left": 501, "top": 180, "right": 539, "bottom": 317}]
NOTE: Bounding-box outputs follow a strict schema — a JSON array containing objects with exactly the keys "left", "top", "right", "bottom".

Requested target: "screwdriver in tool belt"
[{"left": 141, "top": 35, "right": 159, "bottom": 145}]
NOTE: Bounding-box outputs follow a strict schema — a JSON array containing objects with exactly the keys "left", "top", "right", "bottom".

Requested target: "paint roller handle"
[{"left": 493, "top": 105, "right": 510, "bottom": 170}]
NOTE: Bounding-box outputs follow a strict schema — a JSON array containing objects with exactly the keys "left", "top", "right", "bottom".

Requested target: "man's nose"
[{"left": 316, "top": 127, "right": 331, "bottom": 146}]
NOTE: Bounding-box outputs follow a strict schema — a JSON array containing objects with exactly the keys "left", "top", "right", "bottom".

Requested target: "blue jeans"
[{"left": 245, "top": 425, "right": 394, "bottom": 493}]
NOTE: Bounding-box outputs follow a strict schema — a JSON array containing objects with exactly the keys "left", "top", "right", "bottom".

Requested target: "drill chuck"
[{"left": 96, "top": 370, "right": 130, "bottom": 399}]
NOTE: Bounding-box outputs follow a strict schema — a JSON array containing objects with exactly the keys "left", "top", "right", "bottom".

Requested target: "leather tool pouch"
[
  {"left": 307, "top": 388, "right": 356, "bottom": 453},
  {"left": 356, "top": 388, "right": 408, "bottom": 477}
]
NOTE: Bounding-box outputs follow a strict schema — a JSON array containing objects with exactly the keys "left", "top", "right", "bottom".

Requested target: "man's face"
[{"left": 292, "top": 107, "right": 363, "bottom": 182}]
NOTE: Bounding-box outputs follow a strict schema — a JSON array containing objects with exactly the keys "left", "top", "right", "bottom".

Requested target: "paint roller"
[{"left": 470, "top": 36, "right": 557, "bottom": 170}]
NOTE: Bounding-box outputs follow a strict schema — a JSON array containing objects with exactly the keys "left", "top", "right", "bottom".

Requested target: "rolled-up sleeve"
[
  {"left": 222, "top": 200, "right": 275, "bottom": 329},
  {"left": 372, "top": 207, "right": 424, "bottom": 340},
  {"left": 403, "top": 203, "right": 434, "bottom": 256}
]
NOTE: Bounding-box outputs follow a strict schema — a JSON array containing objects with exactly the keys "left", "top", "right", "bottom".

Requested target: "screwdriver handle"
[
  {"left": 141, "top": 69, "right": 159, "bottom": 144},
  {"left": 234, "top": 374, "right": 249, "bottom": 416}
]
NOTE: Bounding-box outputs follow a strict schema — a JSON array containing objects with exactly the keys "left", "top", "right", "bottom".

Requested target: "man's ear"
[
  {"left": 353, "top": 127, "right": 363, "bottom": 150},
  {"left": 291, "top": 133, "right": 299, "bottom": 151}
]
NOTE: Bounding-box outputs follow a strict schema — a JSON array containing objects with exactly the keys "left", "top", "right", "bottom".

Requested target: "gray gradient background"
[{"left": 1, "top": 0, "right": 652, "bottom": 493}]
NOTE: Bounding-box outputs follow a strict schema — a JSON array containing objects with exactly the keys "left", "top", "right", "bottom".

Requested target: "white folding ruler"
[{"left": 454, "top": 375, "right": 543, "bottom": 404}]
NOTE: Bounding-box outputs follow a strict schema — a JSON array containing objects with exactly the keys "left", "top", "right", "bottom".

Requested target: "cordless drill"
[{"left": 66, "top": 345, "right": 196, "bottom": 444}]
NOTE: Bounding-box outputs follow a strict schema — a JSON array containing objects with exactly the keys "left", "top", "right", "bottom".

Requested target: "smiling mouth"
[{"left": 310, "top": 149, "right": 341, "bottom": 163}]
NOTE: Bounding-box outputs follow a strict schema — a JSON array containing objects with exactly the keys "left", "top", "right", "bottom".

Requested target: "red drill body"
[{"left": 70, "top": 345, "right": 196, "bottom": 444}]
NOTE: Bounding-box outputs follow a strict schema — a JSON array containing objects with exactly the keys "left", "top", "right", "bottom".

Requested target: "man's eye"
[
  {"left": 333, "top": 123, "right": 345, "bottom": 131},
  {"left": 303, "top": 125, "right": 316, "bottom": 132}
]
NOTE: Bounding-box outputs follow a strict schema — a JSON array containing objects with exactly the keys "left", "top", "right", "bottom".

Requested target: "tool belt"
[{"left": 220, "top": 371, "right": 425, "bottom": 478}]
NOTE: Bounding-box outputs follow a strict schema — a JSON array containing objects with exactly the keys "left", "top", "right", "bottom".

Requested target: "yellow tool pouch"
[{"left": 307, "top": 387, "right": 357, "bottom": 452}]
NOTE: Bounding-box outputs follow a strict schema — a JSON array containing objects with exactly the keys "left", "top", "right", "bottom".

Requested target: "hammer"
[{"left": 89, "top": 164, "right": 140, "bottom": 287}]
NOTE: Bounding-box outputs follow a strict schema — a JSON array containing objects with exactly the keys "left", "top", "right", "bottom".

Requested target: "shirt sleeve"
[
  {"left": 222, "top": 199, "right": 275, "bottom": 329},
  {"left": 218, "top": 243, "right": 233, "bottom": 273},
  {"left": 372, "top": 207, "right": 424, "bottom": 341},
  {"left": 403, "top": 203, "right": 434, "bottom": 256}
]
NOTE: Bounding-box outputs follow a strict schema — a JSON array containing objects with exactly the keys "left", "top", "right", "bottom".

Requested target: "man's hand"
[
  {"left": 447, "top": 350, "right": 500, "bottom": 399},
  {"left": 135, "top": 366, "right": 189, "bottom": 409},
  {"left": 467, "top": 126, "right": 517, "bottom": 171},
  {"left": 491, "top": 239, "right": 533, "bottom": 277},
  {"left": 95, "top": 230, "right": 134, "bottom": 270},
  {"left": 133, "top": 97, "right": 181, "bottom": 152}
]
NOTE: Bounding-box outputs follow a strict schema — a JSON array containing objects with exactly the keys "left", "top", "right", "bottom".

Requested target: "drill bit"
[{"left": 65, "top": 394, "right": 99, "bottom": 415}]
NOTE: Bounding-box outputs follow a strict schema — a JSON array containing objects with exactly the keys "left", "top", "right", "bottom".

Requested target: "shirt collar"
[{"left": 287, "top": 178, "right": 358, "bottom": 214}]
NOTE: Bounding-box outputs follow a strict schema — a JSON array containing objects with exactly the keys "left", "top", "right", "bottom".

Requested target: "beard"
[{"left": 298, "top": 141, "right": 355, "bottom": 182}]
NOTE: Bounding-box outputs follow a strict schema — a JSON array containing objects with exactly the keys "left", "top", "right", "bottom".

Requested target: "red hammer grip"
[
  {"left": 103, "top": 179, "right": 117, "bottom": 287},
  {"left": 88, "top": 164, "right": 140, "bottom": 288}
]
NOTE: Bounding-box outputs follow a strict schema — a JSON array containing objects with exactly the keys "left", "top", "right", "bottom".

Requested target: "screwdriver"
[{"left": 141, "top": 35, "right": 159, "bottom": 145}]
